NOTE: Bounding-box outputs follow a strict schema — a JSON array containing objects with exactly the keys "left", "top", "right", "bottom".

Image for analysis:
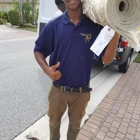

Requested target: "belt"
[{"left": 53, "top": 82, "right": 92, "bottom": 93}]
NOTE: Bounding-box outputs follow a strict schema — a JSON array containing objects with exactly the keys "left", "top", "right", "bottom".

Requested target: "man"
[
  {"left": 34, "top": 0, "right": 119, "bottom": 140},
  {"left": 54, "top": 0, "right": 66, "bottom": 17}
]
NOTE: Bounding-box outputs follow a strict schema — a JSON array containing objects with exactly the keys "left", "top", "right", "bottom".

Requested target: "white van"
[{"left": 37, "top": 0, "right": 57, "bottom": 35}]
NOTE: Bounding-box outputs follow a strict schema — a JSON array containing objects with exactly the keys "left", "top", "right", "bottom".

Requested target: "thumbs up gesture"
[{"left": 45, "top": 62, "right": 62, "bottom": 81}]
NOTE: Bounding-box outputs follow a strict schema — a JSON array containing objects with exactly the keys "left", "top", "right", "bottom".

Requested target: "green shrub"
[
  {"left": 134, "top": 53, "right": 140, "bottom": 63},
  {"left": 8, "top": 10, "right": 19, "bottom": 25},
  {"left": 0, "top": 11, "right": 2, "bottom": 18},
  {"left": 0, "top": 11, "right": 9, "bottom": 22},
  {"left": 0, "top": 18, "right": 4, "bottom": 24},
  {"left": 2, "top": 12, "right": 8, "bottom": 20}
]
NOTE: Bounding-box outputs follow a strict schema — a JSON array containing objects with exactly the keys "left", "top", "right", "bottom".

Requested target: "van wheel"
[{"left": 119, "top": 56, "right": 131, "bottom": 73}]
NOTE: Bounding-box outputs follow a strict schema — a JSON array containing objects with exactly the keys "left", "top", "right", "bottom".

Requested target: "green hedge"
[
  {"left": 8, "top": 10, "right": 19, "bottom": 25},
  {"left": 0, "top": 11, "right": 2, "bottom": 18},
  {"left": 134, "top": 53, "right": 140, "bottom": 63},
  {"left": 0, "top": 18, "right": 4, "bottom": 24},
  {"left": 0, "top": 11, "right": 9, "bottom": 22}
]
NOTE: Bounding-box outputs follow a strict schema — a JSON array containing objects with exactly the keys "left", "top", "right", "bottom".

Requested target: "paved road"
[
  {"left": 0, "top": 25, "right": 105, "bottom": 140},
  {"left": 0, "top": 38, "right": 52, "bottom": 140}
]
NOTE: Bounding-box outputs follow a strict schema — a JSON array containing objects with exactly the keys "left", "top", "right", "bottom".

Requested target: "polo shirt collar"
[{"left": 62, "top": 11, "right": 90, "bottom": 25}]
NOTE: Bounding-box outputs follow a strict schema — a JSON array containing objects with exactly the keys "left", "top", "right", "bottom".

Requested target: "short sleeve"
[{"left": 34, "top": 22, "right": 54, "bottom": 58}]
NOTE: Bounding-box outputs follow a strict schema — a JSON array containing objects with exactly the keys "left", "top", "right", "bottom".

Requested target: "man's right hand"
[
  {"left": 44, "top": 62, "right": 62, "bottom": 81},
  {"left": 34, "top": 52, "right": 61, "bottom": 81}
]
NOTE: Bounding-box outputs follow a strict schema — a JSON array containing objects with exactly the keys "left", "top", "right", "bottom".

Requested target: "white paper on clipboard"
[{"left": 90, "top": 25, "right": 115, "bottom": 56}]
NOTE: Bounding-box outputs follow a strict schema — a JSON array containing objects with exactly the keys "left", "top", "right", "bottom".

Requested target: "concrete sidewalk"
[{"left": 77, "top": 62, "right": 140, "bottom": 140}]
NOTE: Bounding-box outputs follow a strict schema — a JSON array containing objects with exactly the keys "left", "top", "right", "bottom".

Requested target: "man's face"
[
  {"left": 57, "top": 3, "right": 66, "bottom": 13},
  {"left": 63, "top": 0, "right": 82, "bottom": 10}
]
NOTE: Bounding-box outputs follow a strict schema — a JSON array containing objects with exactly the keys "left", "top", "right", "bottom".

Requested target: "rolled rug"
[
  {"left": 135, "top": 27, "right": 140, "bottom": 43},
  {"left": 82, "top": 0, "right": 140, "bottom": 51}
]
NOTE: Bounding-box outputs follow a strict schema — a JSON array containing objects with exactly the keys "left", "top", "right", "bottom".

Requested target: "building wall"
[{"left": 0, "top": 2, "right": 13, "bottom": 12}]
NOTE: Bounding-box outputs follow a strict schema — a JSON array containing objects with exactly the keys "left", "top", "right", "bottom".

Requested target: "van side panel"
[{"left": 38, "top": 0, "right": 57, "bottom": 35}]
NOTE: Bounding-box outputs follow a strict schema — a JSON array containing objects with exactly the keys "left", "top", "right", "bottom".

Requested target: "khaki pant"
[{"left": 47, "top": 85, "right": 90, "bottom": 140}]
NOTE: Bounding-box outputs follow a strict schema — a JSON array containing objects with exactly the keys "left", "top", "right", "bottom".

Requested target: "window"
[{"left": 2, "top": 6, "right": 6, "bottom": 12}]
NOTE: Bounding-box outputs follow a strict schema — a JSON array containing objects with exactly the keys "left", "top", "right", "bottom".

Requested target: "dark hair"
[{"left": 55, "top": 0, "right": 64, "bottom": 5}]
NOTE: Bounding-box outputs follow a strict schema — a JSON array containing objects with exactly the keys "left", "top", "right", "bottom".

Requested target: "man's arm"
[
  {"left": 102, "top": 32, "right": 120, "bottom": 64},
  {"left": 34, "top": 52, "right": 61, "bottom": 81}
]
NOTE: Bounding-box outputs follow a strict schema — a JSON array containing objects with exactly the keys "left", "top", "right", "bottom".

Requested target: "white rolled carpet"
[{"left": 82, "top": 0, "right": 140, "bottom": 51}]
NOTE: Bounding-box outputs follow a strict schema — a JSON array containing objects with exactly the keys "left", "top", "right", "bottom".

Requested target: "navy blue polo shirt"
[{"left": 34, "top": 12, "right": 103, "bottom": 87}]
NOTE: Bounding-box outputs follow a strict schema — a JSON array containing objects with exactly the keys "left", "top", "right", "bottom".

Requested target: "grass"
[
  {"left": 21, "top": 27, "right": 37, "bottom": 32},
  {"left": 134, "top": 53, "right": 140, "bottom": 63}
]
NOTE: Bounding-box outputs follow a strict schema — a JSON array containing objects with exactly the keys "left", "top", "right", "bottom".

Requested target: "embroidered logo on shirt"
[{"left": 80, "top": 33, "right": 92, "bottom": 42}]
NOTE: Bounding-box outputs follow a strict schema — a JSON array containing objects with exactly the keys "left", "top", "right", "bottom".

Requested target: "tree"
[
  {"left": 22, "top": 2, "right": 32, "bottom": 23},
  {"left": 19, "top": 0, "right": 23, "bottom": 24},
  {"left": 32, "top": 0, "right": 35, "bottom": 25},
  {"left": 13, "top": 0, "right": 36, "bottom": 25}
]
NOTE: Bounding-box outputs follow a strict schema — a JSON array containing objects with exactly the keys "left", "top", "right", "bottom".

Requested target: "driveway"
[{"left": 0, "top": 25, "right": 37, "bottom": 41}]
